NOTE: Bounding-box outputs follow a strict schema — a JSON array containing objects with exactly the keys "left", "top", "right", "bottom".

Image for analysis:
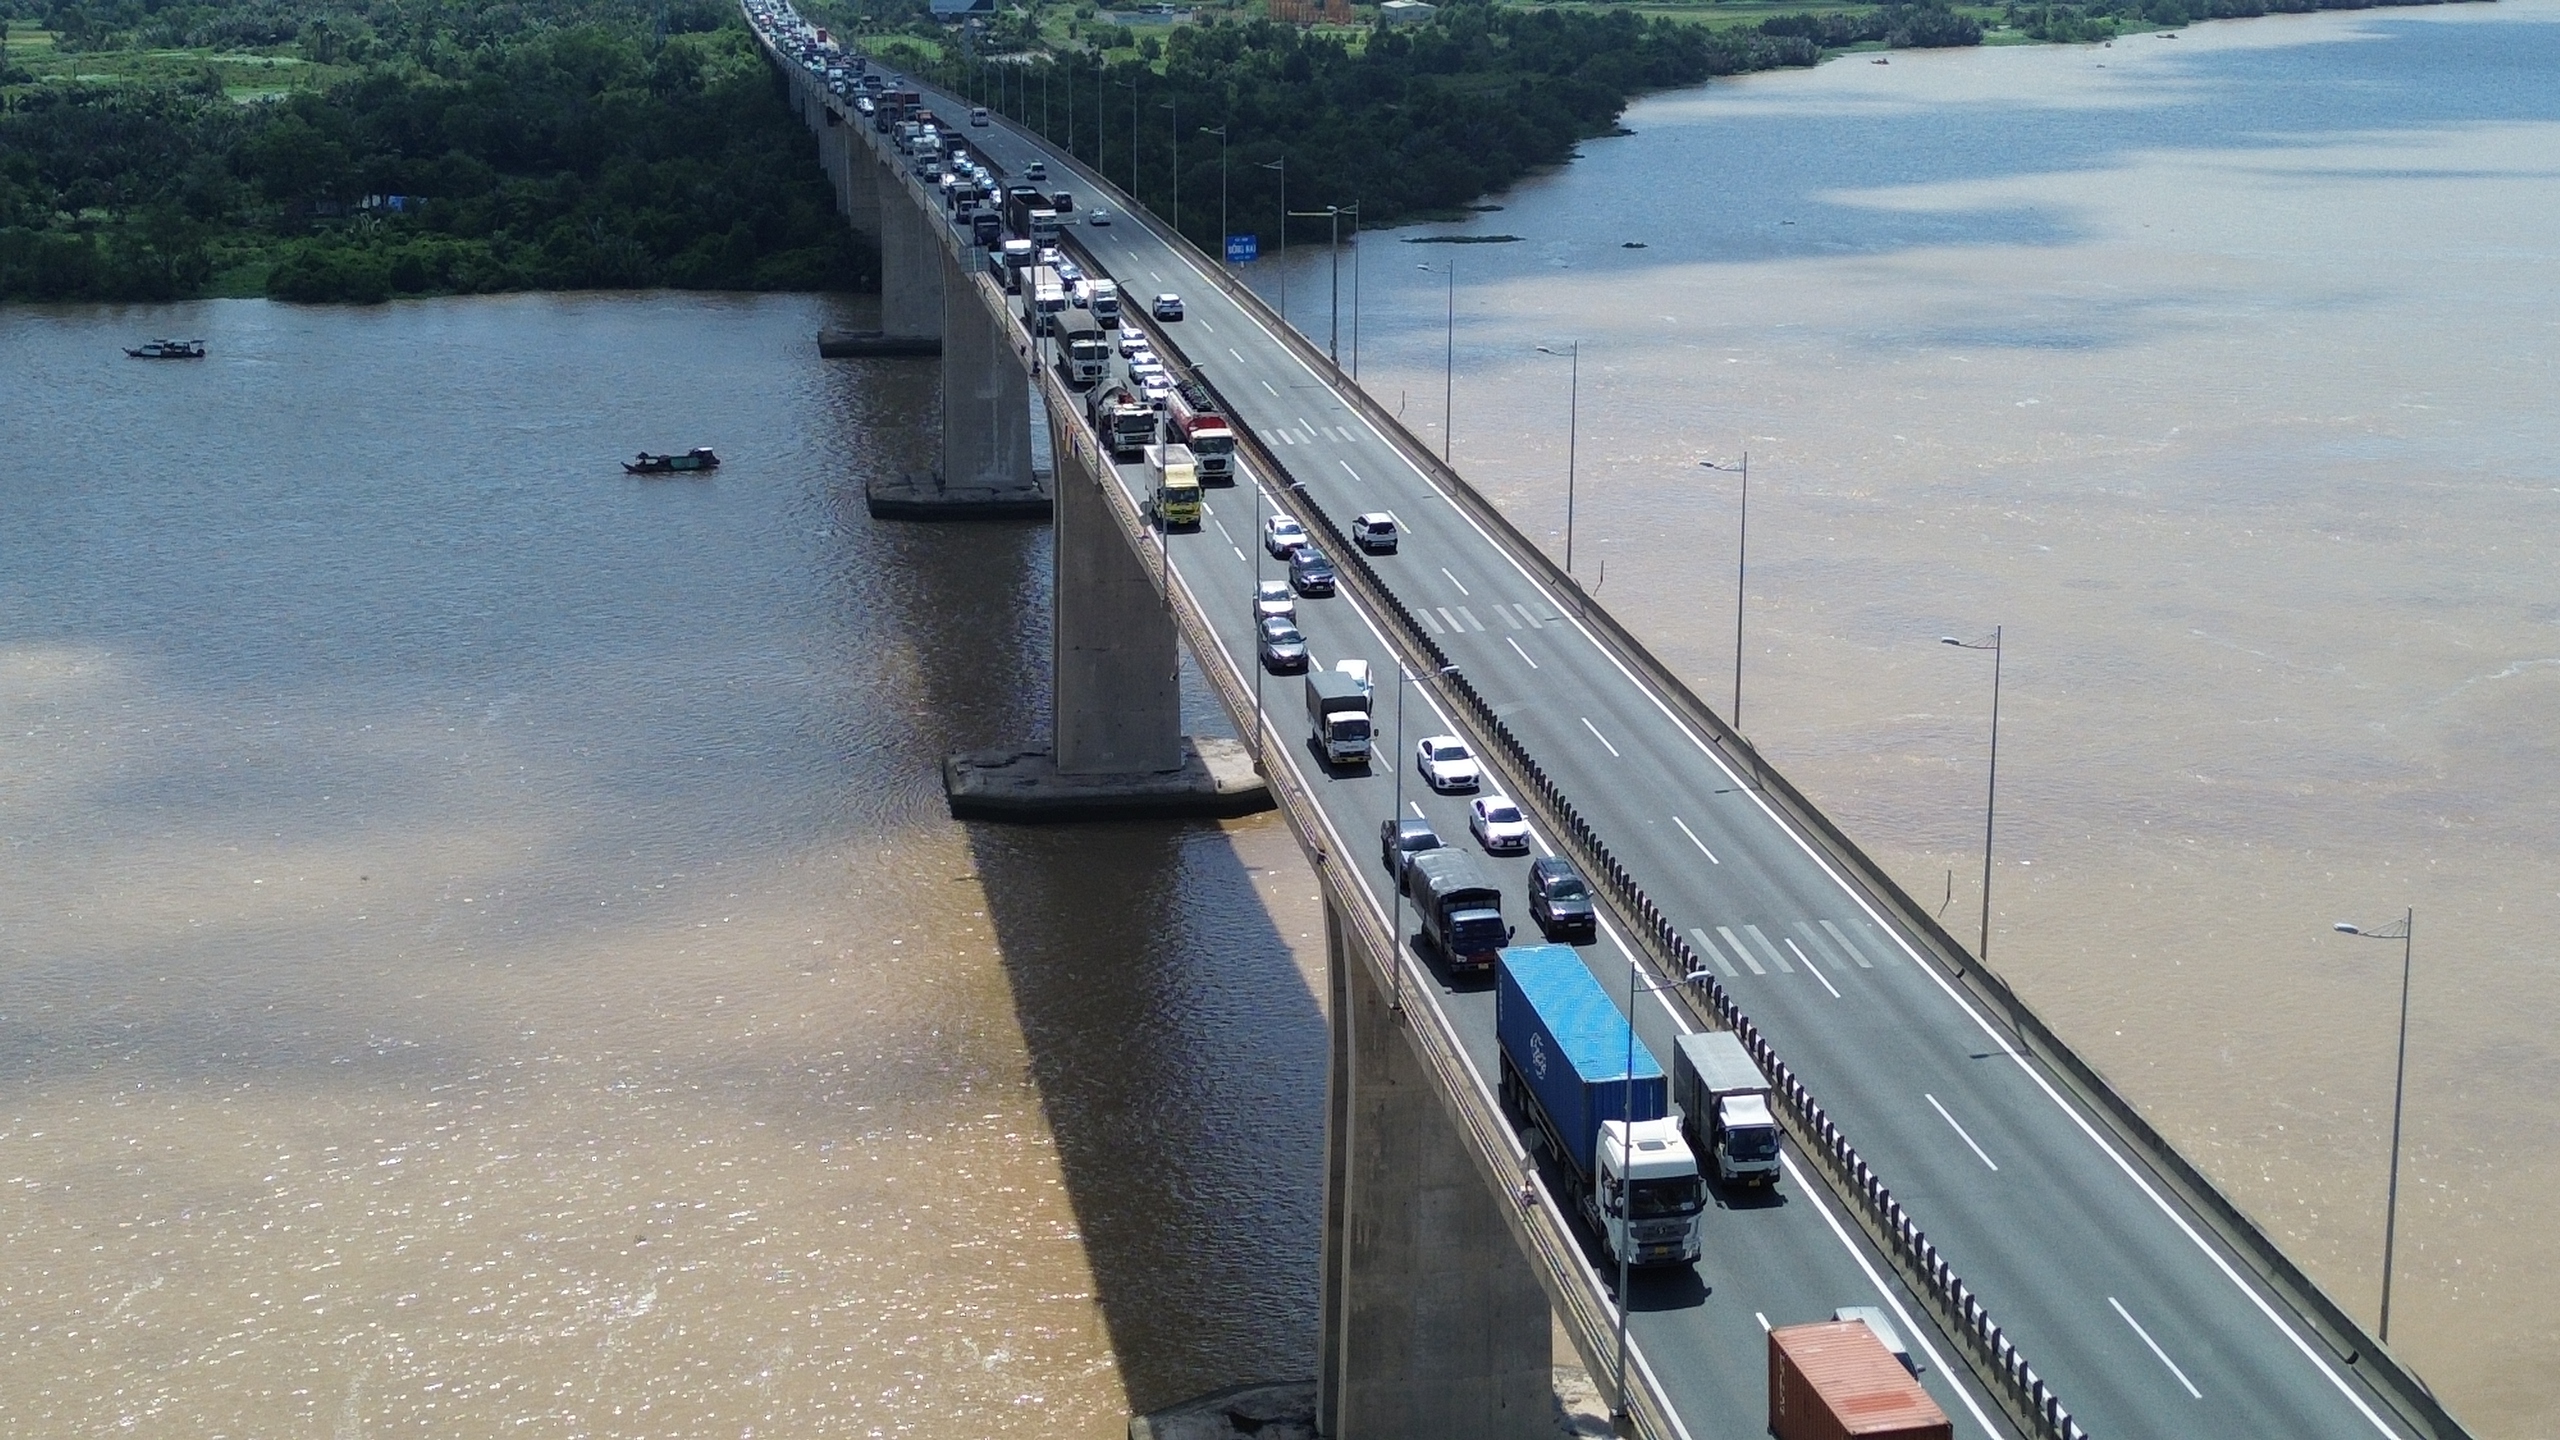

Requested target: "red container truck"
[{"left": 1768, "top": 1321, "right": 1951, "bottom": 1440}]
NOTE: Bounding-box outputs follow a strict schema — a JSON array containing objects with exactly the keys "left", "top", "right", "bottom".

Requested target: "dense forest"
[{"left": 0, "top": 0, "right": 872, "bottom": 300}]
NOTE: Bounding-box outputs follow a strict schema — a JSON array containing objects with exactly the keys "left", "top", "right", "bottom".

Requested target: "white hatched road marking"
[
  {"left": 1456, "top": 606, "right": 1485, "bottom": 632},
  {"left": 1436, "top": 607, "right": 1464, "bottom": 632},
  {"left": 1820, "top": 919, "right": 1875, "bottom": 968},
  {"left": 1690, "top": 928, "right": 1739, "bottom": 977},
  {"left": 1716, "top": 925, "right": 1766, "bottom": 976},
  {"left": 1742, "top": 924, "right": 1793, "bottom": 973}
]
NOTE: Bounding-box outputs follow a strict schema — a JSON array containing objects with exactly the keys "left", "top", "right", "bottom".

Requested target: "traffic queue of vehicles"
[{"left": 742, "top": 5, "right": 1815, "bottom": 1295}]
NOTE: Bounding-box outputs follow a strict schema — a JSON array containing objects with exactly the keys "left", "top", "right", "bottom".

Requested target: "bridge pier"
[
  {"left": 941, "top": 390, "right": 1264, "bottom": 817},
  {"left": 875, "top": 153, "right": 945, "bottom": 344},
  {"left": 1319, "top": 904, "right": 1555, "bottom": 1440}
]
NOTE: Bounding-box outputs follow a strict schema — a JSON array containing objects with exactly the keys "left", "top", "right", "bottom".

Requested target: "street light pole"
[
  {"left": 1537, "top": 342, "right": 1580, "bottom": 574},
  {"left": 1159, "top": 97, "right": 1178, "bottom": 237},
  {"left": 1260, "top": 157, "right": 1286, "bottom": 323},
  {"left": 2332, "top": 907, "right": 2417, "bottom": 1344},
  {"left": 1701, "top": 455, "right": 1749, "bottom": 729},
  {"left": 1940, "top": 626, "right": 2003, "bottom": 963},
  {"left": 1201, "top": 124, "right": 1228, "bottom": 268}
]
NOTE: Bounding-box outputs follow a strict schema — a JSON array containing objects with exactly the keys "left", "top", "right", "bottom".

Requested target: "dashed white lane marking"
[
  {"left": 1819, "top": 919, "right": 1875, "bottom": 968},
  {"left": 1340, "top": 461, "right": 1362, "bottom": 482},
  {"left": 1507, "top": 636, "right": 1539, "bottom": 669},
  {"left": 1754, "top": 1312, "right": 1772, "bottom": 1333},
  {"left": 1232, "top": 546, "right": 1246, "bottom": 561},
  {"left": 2111, "top": 1297, "right": 2203, "bottom": 1400},
  {"left": 1689, "top": 928, "right": 1739, "bottom": 977},
  {"left": 1456, "top": 606, "right": 1485, "bottom": 632},
  {"left": 1410, "top": 799, "right": 1427, "bottom": 818},
  {"left": 1742, "top": 924, "right": 1793, "bottom": 973},
  {"left": 1927, "top": 1093, "right": 2001, "bottom": 1172},
  {"left": 1230, "top": 347, "right": 1245, "bottom": 362},
  {"left": 1441, "top": 567, "right": 1470, "bottom": 596},
  {"left": 1581, "top": 717, "right": 1620, "bottom": 757},
  {"left": 1787, "top": 939, "right": 1842, "bottom": 998},
  {"left": 1260, "top": 379, "right": 1277, "bottom": 396},
  {"left": 1715, "top": 925, "right": 1766, "bottom": 976},
  {"left": 1671, "top": 816, "right": 1720, "bottom": 865}
]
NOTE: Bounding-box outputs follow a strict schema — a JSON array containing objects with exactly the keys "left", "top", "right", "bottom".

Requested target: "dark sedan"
[
  {"left": 1289, "top": 546, "right": 1338, "bottom": 596},
  {"left": 1380, "top": 816, "right": 1443, "bottom": 880},
  {"left": 1258, "top": 616, "right": 1309, "bottom": 672},
  {"left": 1527, "top": 856, "right": 1597, "bottom": 943}
]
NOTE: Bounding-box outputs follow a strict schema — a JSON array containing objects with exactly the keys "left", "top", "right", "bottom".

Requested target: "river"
[{"left": 5, "top": 3, "right": 2556, "bottom": 1435}]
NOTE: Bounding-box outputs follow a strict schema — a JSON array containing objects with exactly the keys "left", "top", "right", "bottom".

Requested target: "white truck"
[
  {"left": 1021, "top": 264, "right": 1066, "bottom": 336},
  {"left": 1304, "top": 669, "right": 1373, "bottom": 766},
  {"left": 1087, "top": 278, "right": 1121, "bottom": 324},
  {"left": 1672, "top": 1030, "right": 1783, "bottom": 1189}
]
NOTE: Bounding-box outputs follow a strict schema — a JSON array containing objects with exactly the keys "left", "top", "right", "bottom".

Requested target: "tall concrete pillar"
[
  {"left": 1051, "top": 418, "right": 1180, "bottom": 774},
  {"left": 1319, "top": 903, "right": 1554, "bottom": 1440},
  {"left": 876, "top": 157, "right": 944, "bottom": 342},
  {"left": 939, "top": 252, "right": 1036, "bottom": 500},
  {"left": 844, "top": 126, "right": 879, "bottom": 233}
]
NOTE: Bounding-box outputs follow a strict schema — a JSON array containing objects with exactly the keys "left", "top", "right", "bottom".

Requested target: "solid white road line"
[
  {"left": 1581, "top": 718, "right": 1620, "bottom": 757},
  {"left": 1926, "top": 1094, "right": 2000, "bottom": 1172},
  {"left": 1670, "top": 815, "right": 1720, "bottom": 865},
  {"left": 1784, "top": 938, "right": 1840, "bottom": 997},
  {"left": 2111, "top": 1297, "right": 2203, "bottom": 1400},
  {"left": 1782, "top": 1153, "right": 2009, "bottom": 1440},
  {"left": 1441, "top": 567, "right": 1470, "bottom": 596},
  {"left": 1507, "top": 636, "right": 1540, "bottom": 669}
]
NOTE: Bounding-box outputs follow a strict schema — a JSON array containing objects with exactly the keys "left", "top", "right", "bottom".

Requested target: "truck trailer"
[
  {"left": 1672, "top": 1029, "right": 1783, "bottom": 1189},
  {"left": 1497, "top": 944, "right": 1705, "bottom": 1268},
  {"left": 1166, "top": 380, "right": 1236, "bottom": 484},
  {"left": 1402, "top": 850, "right": 1509, "bottom": 977},
  {"left": 1303, "top": 669, "right": 1373, "bottom": 766}
]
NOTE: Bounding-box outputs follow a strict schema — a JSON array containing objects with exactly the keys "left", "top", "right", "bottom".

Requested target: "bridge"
[{"left": 749, "top": 14, "right": 2474, "bottom": 1440}]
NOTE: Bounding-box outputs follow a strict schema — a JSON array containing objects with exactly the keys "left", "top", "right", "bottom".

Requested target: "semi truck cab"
[{"left": 1596, "top": 1118, "right": 1708, "bottom": 1267}]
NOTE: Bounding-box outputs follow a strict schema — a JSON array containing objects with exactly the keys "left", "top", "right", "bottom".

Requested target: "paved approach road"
[{"left": 924, "top": 89, "right": 2416, "bottom": 1440}]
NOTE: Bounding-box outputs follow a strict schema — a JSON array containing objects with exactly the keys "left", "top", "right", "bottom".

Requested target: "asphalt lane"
[{"left": 830, "top": 62, "right": 2413, "bottom": 1440}]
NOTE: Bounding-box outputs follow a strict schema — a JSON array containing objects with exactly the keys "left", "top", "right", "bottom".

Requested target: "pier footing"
[
  {"left": 867, "top": 470, "right": 1052, "bottom": 521},
  {"left": 818, "top": 329, "right": 942, "bottom": 358},
  {"left": 1129, "top": 1382, "right": 1315, "bottom": 1440},
  {"left": 943, "top": 738, "right": 1271, "bottom": 821}
]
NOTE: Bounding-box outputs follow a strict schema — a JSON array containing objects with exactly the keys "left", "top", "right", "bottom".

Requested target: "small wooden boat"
[
  {"left": 125, "top": 339, "right": 206, "bottom": 359},
  {"left": 624, "top": 447, "right": 720, "bottom": 475}
]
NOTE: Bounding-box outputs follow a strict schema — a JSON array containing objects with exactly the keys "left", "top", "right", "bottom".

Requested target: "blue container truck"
[{"left": 1496, "top": 944, "right": 1705, "bottom": 1268}]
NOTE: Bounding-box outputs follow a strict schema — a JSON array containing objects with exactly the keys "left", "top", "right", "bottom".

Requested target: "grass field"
[{"left": 1, "top": 21, "right": 362, "bottom": 102}]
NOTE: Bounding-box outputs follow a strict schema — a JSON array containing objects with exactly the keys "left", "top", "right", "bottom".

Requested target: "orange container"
[{"left": 1769, "top": 1320, "right": 1953, "bottom": 1440}]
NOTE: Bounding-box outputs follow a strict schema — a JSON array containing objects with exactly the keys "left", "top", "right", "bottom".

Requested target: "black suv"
[
  {"left": 1380, "top": 816, "right": 1443, "bottom": 881},
  {"left": 1527, "top": 856, "right": 1597, "bottom": 943},
  {"left": 1289, "top": 546, "right": 1338, "bottom": 596}
]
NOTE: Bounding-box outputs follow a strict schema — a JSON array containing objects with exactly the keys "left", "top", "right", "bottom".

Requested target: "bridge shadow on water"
[{"left": 854, "top": 434, "right": 1328, "bottom": 1413}]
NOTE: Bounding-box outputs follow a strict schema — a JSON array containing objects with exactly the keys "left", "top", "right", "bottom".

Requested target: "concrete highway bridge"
[{"left": 747, "top": 14, "right": 2475, "bottom": 1440}]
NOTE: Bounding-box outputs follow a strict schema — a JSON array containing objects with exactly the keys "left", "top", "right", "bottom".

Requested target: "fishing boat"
[
  {"left": 624, "top": 447, "right": 721, "bottom": 475},
  {"left": 125, "top": 339, "right": 206, "bottom": 359}
]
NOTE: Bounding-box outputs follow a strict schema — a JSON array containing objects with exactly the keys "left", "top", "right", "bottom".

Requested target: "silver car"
[{"left": 1255, "top": 580, "right": 1297, "bottom": 621}]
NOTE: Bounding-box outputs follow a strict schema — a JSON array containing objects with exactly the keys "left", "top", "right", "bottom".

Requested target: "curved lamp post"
[
  {"left": 2332, "top": 908, "right": 2417, "bottom": 1344},
  {"left": 1940, "top": 626, "right": 2002, "bottom": 964}
]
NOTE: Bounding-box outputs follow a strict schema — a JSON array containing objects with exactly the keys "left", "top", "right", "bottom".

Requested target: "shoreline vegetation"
[{"left": 1, "top": 0, "right": 2489, "bottom": 304}]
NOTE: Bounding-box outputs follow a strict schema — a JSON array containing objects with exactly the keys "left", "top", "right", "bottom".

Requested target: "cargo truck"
[
  {"left": 1148, "top": 443, "right": 1201, "bottom": 527},
  {"left": 1087, "top": 278, "right": 1121, "bottom": 323},
  {"left": 1768, "top": 1321, "right": 1950, "bottom": 1440},
  {"left": 1166, "top": 380, "right": 1236, "bottom": 484},
  {"left": 1303, "top": 669, "right": 1373, "bottom": 766},
  {"left": 1022, "top": 265, "right": 1067, "bottom": 336},
  {"left": 1672, "top": 1029, "right": 1783, "bottom": 1189},
  {"left": 1497, "top": 944, "right": 1706, "bottom": 1268},
  {"left": 1402, "top": 850, "right": 1510, "bottom": 977},
  {"left": 1059, "top": 322, "right": 1111, "bottom": 386},
  {"left": 1087, "top": 385, "right": 1157, "bottom": 459}
]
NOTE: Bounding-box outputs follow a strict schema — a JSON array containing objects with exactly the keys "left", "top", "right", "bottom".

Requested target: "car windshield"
[
  {"left": 1258, "top": 583, "right": 1290, "bottom": 600},
  {"left": 1546, "top": 876, "right": 1587, "bottom": 900},
  {"left": 1436, "top": 742, "right": 1472, "bottom": 762},
  {"left": 1485, "top": 804, "right": 1520, "bottom": 825},
  {"left": 1631, "top": 1176, "right": 1704, "bottom": 1218},
  {"left": 1400, "top": 829, "right": 1436, "bottom": 850},
  {"left": 1451, "top": 914, "right": 1508, "bottom": 952},
  {"left": 1263, "top": 622, "right": 1301, "bottom": 642},
  {"left": 1728, "top": 1126, "right": 1780, "bottom": 1161}
]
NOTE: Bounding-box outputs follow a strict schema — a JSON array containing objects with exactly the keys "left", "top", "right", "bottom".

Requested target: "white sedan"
[
  {"left": 1263, "top": 515, "right": 1309, "bottom": 557},
  {"left": 1255, "top": 580, "right": 1297, "bottom": 620},
  {"left": 1470, "top": 795, "right": 1532, "bottom": 853},
  {"left": 1415, "top": 735, "right": 1481, "bottom": 792}
]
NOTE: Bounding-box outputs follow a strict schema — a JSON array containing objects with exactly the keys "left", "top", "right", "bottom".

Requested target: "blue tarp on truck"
[{"left": 1496, "top": 944, "right": 1668, "bottom": 1181}]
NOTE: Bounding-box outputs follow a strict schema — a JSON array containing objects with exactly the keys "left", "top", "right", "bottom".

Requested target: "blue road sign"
[{"left": 1226, "top": 233, "right": 1259, "bottom": 263}]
